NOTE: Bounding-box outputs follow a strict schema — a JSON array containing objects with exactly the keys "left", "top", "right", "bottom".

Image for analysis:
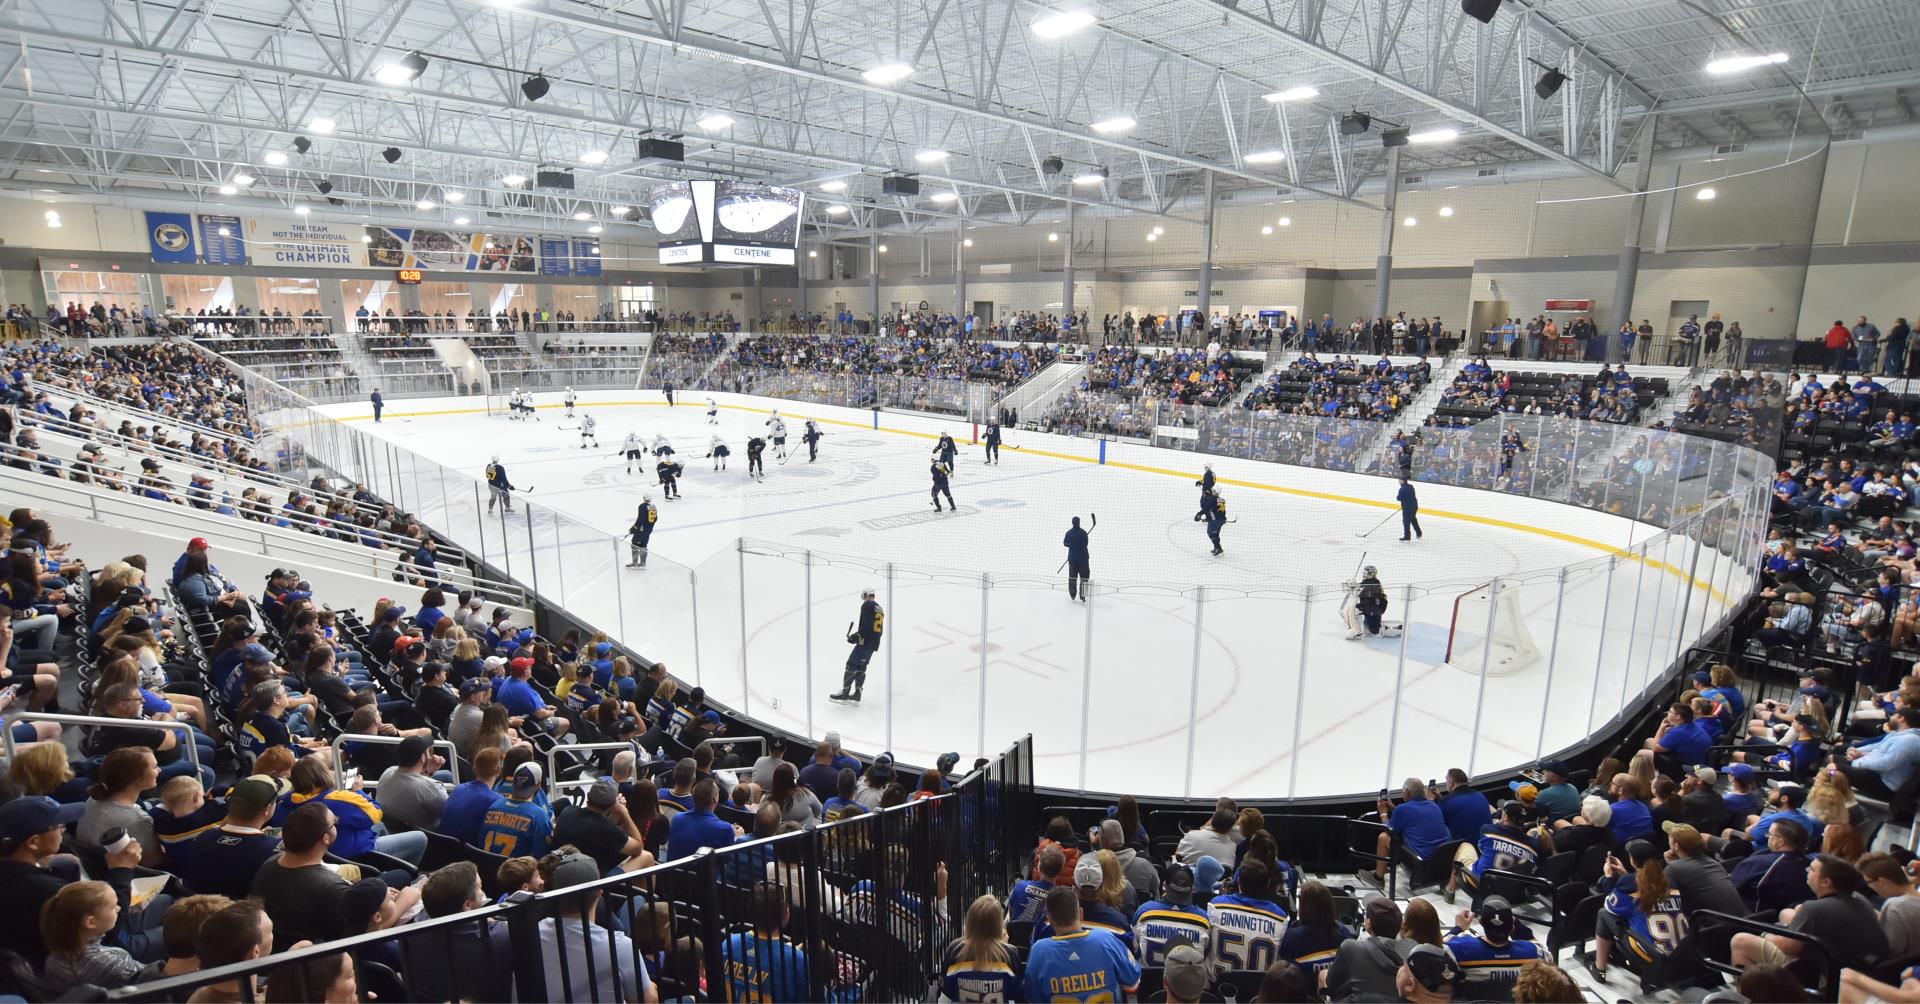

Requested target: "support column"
[
  {"left": 868, "top": 235, "right": 881, "bottom": 330},
  {"left": 1196, "top": 172, "right": 1215, "bottom": 339},
  {"left": 796, "top": 243, "right": 809, "bottom": 316},
  {"left": 749, "top": 267, "right": 763, "bottom": 325},
  {"left": 1063, "top": 203, "right": 1077, "bottom": 319},
  {"left": 1370, "top": 143, "right": 1404, "bottom": 323},
  {"left": 955, "top": 233, "right": 967, "bottom": 317},
  {"left": 1610, "top": 116, "right": 1660, "bottom": 353}
]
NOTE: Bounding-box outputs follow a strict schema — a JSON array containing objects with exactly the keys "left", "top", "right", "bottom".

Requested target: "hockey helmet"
[
  {"left": 1363, "top": 565, "right": 1378, "bottom": 578},
  {"left": 642, "top": 493, "right": 651, "bottom": 503},
  {"left": 490, "top": 454, "right": 500, "bottom": 464},
  {"left": 861, "top": 587, "right": 877, "bottom": 598}
]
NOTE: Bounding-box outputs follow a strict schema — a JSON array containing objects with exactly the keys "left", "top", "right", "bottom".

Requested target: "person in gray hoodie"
[{"left": 1100, "top": 819, "right": 1159, "bottom": 905}]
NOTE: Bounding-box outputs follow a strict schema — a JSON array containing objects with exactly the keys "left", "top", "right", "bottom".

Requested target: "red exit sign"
[{"left": 1544, "top": 299, "right": 1591, "bottom": 311}]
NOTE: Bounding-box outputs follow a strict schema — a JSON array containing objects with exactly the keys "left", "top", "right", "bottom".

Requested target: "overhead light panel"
[
  {"left": 1439, "top": 206, "right": 1454, "bottom": 216},
  {"left": 375, "top": 63, "right": 417, "bottom": 86},
  {"left": 930, "top": 191, "right": 958, "bottom": 203},
  {"left": 294, "top": 205, "right": 311, "bottom": 215},
  {"left": 1262, "top": 85, "right": 1319, "bottom": 103},
  {"left": 1380, "top": 127, "right": 1409, "bottom": 147},
  {"left": 825, "top": 204, "right": 850, "bottom": 215},
  {"left": 1262, "top": 226, "right": 1273, "bottom": 234},
  {"left": 696, "top": 113, "right": 735, "bottom": 130},
  {"left": 573, "top": 211, "right": 592, "bottom": 220},
  {"left": 264, "top": 150, "right": 288, "bottom": 166},
  {"left": 1278, "top": 216, "right": 1291, "bottom": 226},
  {"left": 808, "top": 250, "right": 818, "bottom": 258},
  {"left": 1705, "top": 52, "right": 1788, "bottom": 75},
  {"left": 1072, "top": 166, "right": 1108, "bottom": 185},
  {"left": 501, "top": 173, "right": 528, "bottom": 186},
  {"left": 1047, "top": 232, "right": 1059, "bottom": 241},
  {"left": 862, "top": 62, "right": 914, "bottom": 85},
  {"left": 415, "top": 199, "right": 435, "bottom": 210},
  {"left": 454, "top": 216, "right": 470, "bottom": 226},
  {"left": 1534, "top": 67, "right": 1566, "bottom": 100},
  {"left": 962, "top": 238, "right": 973, "bottom": 247},
  {"left": 218, "top": 184, "right": 238, "bottom": 195},
  {"left": 610, "top": 205, "right": 630, "bottom": 215},
  {"left": 1151, "top": 225, "right": 1163, "bottom": 235},
  {"left": 588, "top": 224, "right": 603, "bottom": 233},
  {"left": 877, "top": 244, "right": 888, "bottom": 253},
  {"left": 1696, "top": 186, "right": 1717, "bottom": 200},
  {"left": 1244, "top": 149, "right": 1286, "bottom": 164},
  {"left": 1404, "top": 216, "right": 1417, "bottom": 226},
  {"left": 443, "top": 190, "right": 464, "bottom": 202},
  {"left": 521, "top": 74, "right": 550, "bottom": 101},
  {"left": 1146, "top": 233, "right": 1157, "bottom": 242},
  {"left": 382, "top": 147, "right": 403, "bottom": 163},
  {"left": 820, "top": 180, "right": 848, "bottom": 192},
  {"left": 232, "top": 172, "right": 256, "bottom": 186},
  {"left": 307, "top": 117, "right": 336, "bottom": 134},
  {"left": 1408, "top": 127, "right": 1458, "bottom": 144},
  {"left": 1090, "top": 115, "right": 1137, "bottom": 134},
  {"left": 914, "top": 149, "right": 949, "bottom": 164},
  {"left": 1031, "top": 9, "right": 1096, "bottom": 37},
  {"left": 580, "top": 150, "right": 609, "bottom": 166}
]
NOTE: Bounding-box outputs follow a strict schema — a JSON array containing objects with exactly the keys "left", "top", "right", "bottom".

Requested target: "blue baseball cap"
[
  {"left": 239, "top": 642, "right": 275, "bottom": 664},
  {"left": 0, "top": 796, "right": 60, "bottom": 844}
]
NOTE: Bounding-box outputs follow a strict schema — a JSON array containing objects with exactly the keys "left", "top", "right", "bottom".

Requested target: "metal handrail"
[
  {"left": 546, "top": 741, "right": 638, "bottom": 796},
  {"left": 330, "top": 732, "right": 462, "bottom": 788},
  {"left": 3, "top": 710, "right": 201, "bottom": 775}
]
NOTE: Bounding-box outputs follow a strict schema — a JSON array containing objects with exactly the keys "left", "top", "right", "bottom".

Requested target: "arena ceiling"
[{"left": 0, "top": 0, "right": 1913, "bottom": 241}]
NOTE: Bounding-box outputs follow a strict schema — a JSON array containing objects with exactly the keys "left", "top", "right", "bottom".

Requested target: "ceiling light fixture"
[
  {"left": 1439, "top": 206, "right": 1454, "bottom": 217},
  {"left": 1146, "top": 233, "right": 1157, "bottom": 242},
  {"left": 825, "top": 204, "right": 850, "bottom": 215},
  {"left": 1152, "top": 225, "right": 1164, "bottom": 235},
  {"left": 454, "top": 216, "right": 470, "bottom": 226},
  {"left": 573, "top": 211, "right": 592, "bottom": 220},
  {"left": 862, "top": 62, "right": 914, "bottom": 85},
  {"left": 1534, "top": 67, "right": 1567, "bottom": 100},
  {"left": 820, "top": 180, "right": 848, "bottom": 192},
  {"left": 294, "top": 205, "right": 311, "bottom": 215},
  {"left": 808, "top": 249, "right": 818, "bottom": 258},
  {"left": 521, "top": 74, "right": 550, "bottom": 101},
  {"left": 914, "top": 149, "right": 949, "bottom": 163},
  {"left": 1072, "top": 166, "right": 1109, "bottom": 185},
  {"left": 307, "top": 117, "right": 336, "bottom": 134},
  {"left": 1262, "top": 85, "right": 1320, "bottom": 103},
  {"left": 375, "top": 63, "right": 416, "bottom": 86},
  {"left": 264, "top": 151, "right": 288, "bottom": 166},
  {"left": 501, "top": 174, "right": 528, "bottom": 187},
  {"left": 588, "top": 224, "right": 603, "bottom": 233},
  {"left": 316, "top": 180, "right": 335, "bottom": 195},
  {"left": 1244, "top": 149, "right": 1286, "bottom": 164},
  {"left": 696, "top": 113, "right": 735, "bottom": 130},
  {"left": 1047, "top": 232, "right": 1059, "bottom": 241},
  {"left": 1705, "top": 52, "right": 1788, "bottom": 75},
  {"left": 1090, "top": 115, "right": 1137, "bottom": 134},
  {"left": 580, "top": 150, "right": 609, "bottom": 166},
  {"left": 1031, "top": 9, "right": 1097, "bottom": 37},
  {"left": 1262, "top": 225, "right": 1273, "bottom": 234},
  {"left": 1278, "top": 216, "right": 1291, "bottom": 226},
  {"left": 1407, "top": 127, "right": 1459, "bottom": 144},
  {"left": 444, "top": 190, "right": 464, "bottom": 202},
  {"left": 610, "top": 205, "right": 630, "bottom": 215},
  {"left": 399, "top": 50, "right": 429, "bottom": 79},
  {"left": 1404, "top": 216, "right": 1417, "bottom": 226},
  {"left": 219, "top": 184, "right": 238, "bottom": 195},
  {"left": 233, "top": 173, "right": 256, "bottom": 186},
  {"left": 877, "top": 244, "right": 888, "bottom": 253},
  {"left": 930, "top": 191, "right": 958, "bottom": 204},
  {"left": 415, "top": 199, "right": 435, "bottom": 210},
  {"left": 1696, "top": 186, "right": 1717, "bottom": 200},
  {"left": 963, "top": 238, "right": 973, "bottom": 247}
]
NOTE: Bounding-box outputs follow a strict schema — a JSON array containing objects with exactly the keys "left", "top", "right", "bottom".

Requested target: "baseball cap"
[
  {"left": 1363, "top": 895, "right": 1401, "bottom": 935},
  {"left": 0, "top": 796, "right": 61, "bottom": 845},
  {"left": 1692, "top": 765, "right": 1719, "bottom": 785},
  {"left": 824, "top": 731, "right": 843, "bottom": 749},
  {"left": 246, "top": 773, "right": 294, "bottom": 799},
  {"left": 238, "top": 642, "right": 274, "bottom": 664},
  {"left": 595, "top": 641, "right": 613, "bottom": 656},
  {"left": 586, "top": 780, "right": 620, "bottom": 809},
  {"left": 1690, "top": 670, "right": 1711, "bottom": 685},
  {"left": 550, "top": 852, "right": 601, "bottom": 890},
  {"left": 509, "top": 655, "right": 534, "bottom": 672},
  {"left": 702, "top": 710, "right": 722, "bottom": 725},
  {"left": 1499, "top": 799, "right": 1529, "bottom": 821},
  {"left": 1477, "top": 895, "right": 1514, "bottom": 936},
  {"left": 380, "top": 605, "right": 408, "bottom": 621},
  {"left": 936, "top": 752, "right": 960, "bottom": 774},
  {"left": 1662, "top": 822, "right": 1704, "bottom": 855},
  {"left": 1725, "top": 763, "right": 1755, "bottom": 780},
  {"left": 1538, "top": 759, "right": 1572, "bottom": 778},
  {"left": 1161, "top": 863, "right": 1196, "bottom": 904},
  {"left": 187, "top": 537, "right": 210, "bottom": 550},
  {"left": 226, "top": 778, "right": 280, "bottom": 818},
  {"left": 468, "top": 596, "right": 484, "bottom": 609},
  {"left": 1512, "top": 783, "right": 1538, "bottom": 804},
  {"left": 391, "top": 635, "right": 421, "bottom": 654},
  {"left": 511, "top": 762, "right": 545, "bottom": 796},
  {"left": 484, "top": 655, "right": 507, "bottom": 671},
  {"left": 870, "top": 753, "right": 894, "bottom": 779},
  {"left": 1073, "top": 857, "right": 1103, "bottom": 890},
  {"left": 396, "top": 735, "right": 433, "bottom": 766},
  {"left": 459, "top": 678, "right": 492, "bottom": 698},
  {"left": 1404, "top": 944, "right": 1461, "bottom": 993},
  {"left": 339, "top": 878, "right": 390, "bottom": 933},
  {"left": 1164, "top": 943, "right": 1208, "bottom": 1000},
  {"left": 1793, "top": 713, "right": 1824, "bottom": 735}
]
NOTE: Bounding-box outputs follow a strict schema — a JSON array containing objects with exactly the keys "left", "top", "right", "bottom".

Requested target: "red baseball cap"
[
  {"left": 509, "top": 656, "right": 534, "bottom": 672},
  {"left": 187, "top": 537, "right": 210, "bottom": 550}
]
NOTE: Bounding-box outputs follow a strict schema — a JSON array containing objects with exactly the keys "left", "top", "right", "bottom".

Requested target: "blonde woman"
[
  {"left": 8, "top": 742, "right": 87, "bottom": 822},
  {"left": 1095, "top": 848, "right": 1132, "bottom": 914},
  {"left": 940, "top": 895, "right": 1023, "bottom": 1002},
  {"left": 450, "top": 632, "right": 484, "bottom": 679}
]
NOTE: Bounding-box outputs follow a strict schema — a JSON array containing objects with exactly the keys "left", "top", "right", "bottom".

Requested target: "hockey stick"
[
  {"left": 1055, "top": 513, "right": 1097, "bottom": 572},
  {"left": 1355, "top": 511, "right": 1397, "bottom": 538}
]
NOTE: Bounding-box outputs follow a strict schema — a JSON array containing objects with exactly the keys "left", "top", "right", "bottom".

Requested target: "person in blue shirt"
[
  {"left": 721, "top": 883, "right": 829, "bottom": 1003},
  {"left": 1009, "top": 845, "right": 1065, "bottom": 924},
  {"left": 1033, "top": 858, "right": 1134, "bottom": 943},
  {"left": 1455, "top": 800, "right": 1545, "bottom": 901},
  {"left": 492, "top": 661, "right": 567, "bottom": 738},
  {"left": 1026, "top": 887, "right": 1140, "bottom": 1003},
  {"left": 1844, "top": 707, "right": 1920, "bottom": 797},
  {"left": 1746, "top": 784, "right": 1824, "bottom": 848},
  {"left": 1647, "top": 702, "right": 1712, "bottom": 776},
  {"left": 1205, "top": 857, "right": 1289, "bottom": 973},
  {"left": 590, "top": 641, "right": 616, "bottom": 687},
  {"left": 1767, "top": 715, "right": 1826, "bottom": 782},
  {"left": 440, "top": 747, "right": 506, "bottom": 846},
  {"left": 665, "top": 779, "right": 738, "bottom": 860},
  {"left": 1591, "top": 839, "right": 1689, "bottom": 982},
  {"left": 477, "top": 763, "right": 554, "bottom": 858},
  {"left": 1445, "top": 895, "right": 1541, "bottom": 999},
  {"left": 1131, "top": 862, "right": 1209, "bottom": 967},
  {"left": 1604, "top": 774, "right": 1656, "bottom": 843},
  {"left": 1277, "top": 879, "right": 1352, "bottom": 978},
  {"left": 1437, "top": 770, "right": 1493, "bottom": 843},
  {"left": 941, "top": 894, "right": 1024, "bottom": 1003},
  {"left": 1721, "top": 762, "right": 1764, "bottom": 821},
  {"left": 1371, "top": 778, "right": 1452, "bottom": 885}
]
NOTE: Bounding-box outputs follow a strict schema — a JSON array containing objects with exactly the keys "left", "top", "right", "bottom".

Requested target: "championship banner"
[
  {"left": 198, "top": 215, "right": 247, "bottom": 265},
  {"left": 145, "top": 212, "right": 198, "bottom": 263},
  {"left": 571, "top": 239, "right": 602, "bottom": 277},
  {"left": 245, "top": 219, "right": 367, "bottom": 267},
  {"left": 538, "top": 238, "right": 572, "bottom": 275}
]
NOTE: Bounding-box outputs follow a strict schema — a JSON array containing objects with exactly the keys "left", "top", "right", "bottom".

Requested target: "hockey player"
[
  {"left": 766, "top": 412, "right": 788, "bottom": 459},
  {"left": 983, "top": 420, "right": 1002, "bottom": 464},
  {"left": 655, "top": 457, "right": 683, "bottom": 499},
  {"left": 662, "top": 378, "right": 676, "bottom": 407},
  {"left": 622, "top": 432, "right": 646, "bottom": 474},
  {"left": 627, "top": 496, "right": 657, "bottom": 568},
  {"left": 934, "top": 431, "right": 960, "bottom": 469},
  {"left": 708, "top": 434, "right": 730, "bottom": 471},
  {"left": 485, "top": 455, "right": 515, "bottom": 514},
  {"left": 653, "top": 433, "right": 674, "bottom": 459},
  {"left": 828, "top": 588, "right": 884, "bottom": 704},
  {"left": 505, "top": 388, "right": 521, "bottom": 421},
  {"left": 1398, "top": 478, "right": 1423, "bottom": 541},
  {"left": 802, "top": 420, "right": 823, "bottom": 462},
  {"left": 746, "top": 436, "right": 766, "bottom": 479},
  {"left": 1196, "top": 464, "right": 1216, "bottom": 502},
  {"left": 1195, "top": 487, "right": 1226, "bottom": 555},
  {"left": 1062, "top": 516, "right": 1092, "bottom": 601},
  {"left": 578, "top": 412, "right": 600, "bottom": 449},
  {"left": 1344, "top": 565, "right": 1401, "bottom": 640},
  {"left": 931, "top": 458, "right": 955, "bottom": 512},
  {"left": 563, "top": 386, "right": 577, "bottom": 417},
  {"left": 705, "top": 397, "right": 719, "bottom": 424}
]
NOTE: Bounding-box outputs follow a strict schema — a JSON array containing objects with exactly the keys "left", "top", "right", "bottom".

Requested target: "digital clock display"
[{"left": 395, "top": 268, "right": 424, "bottom": 284}]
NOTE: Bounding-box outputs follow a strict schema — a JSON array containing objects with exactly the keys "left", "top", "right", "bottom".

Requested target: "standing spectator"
[
  {"left": 1827, "top": 320, "right": 1854, "bottom": 373},
  {"left": 1855, "top": 316, "right": 1884, "bottom": 373}
]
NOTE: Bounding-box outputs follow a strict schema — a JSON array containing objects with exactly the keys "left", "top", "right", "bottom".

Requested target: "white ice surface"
[{"left": 321, "top": 390, "right": 1751, "bottom": 798}]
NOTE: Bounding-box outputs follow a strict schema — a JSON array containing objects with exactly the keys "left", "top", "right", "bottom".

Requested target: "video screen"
[
  {"left": 648, "top": 182, "right": 701, "bottom": 245},
  {"left": 712, "top": 182, "right": 802, "bottom": 247}
]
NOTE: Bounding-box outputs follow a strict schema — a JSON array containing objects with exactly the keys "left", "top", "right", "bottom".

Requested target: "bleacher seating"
[
  {"left": 1242, "top": 353, "right": 1431, "bottom": 420},
  {"left": 1428, "top": 361, "right": 1670, "bottom": 428}
]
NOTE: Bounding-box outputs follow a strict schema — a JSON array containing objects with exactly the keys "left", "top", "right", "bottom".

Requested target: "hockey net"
[
  {"left": 1444, "top": 581, "right": 1540, "bottom": 676},
  {"left": 484, "top": 392, "right": 513, "bottom": 418}
]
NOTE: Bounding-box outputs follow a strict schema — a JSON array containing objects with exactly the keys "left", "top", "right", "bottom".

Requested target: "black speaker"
[
  {"left": 1461, "top": 0, "right": 1500, "bottom": 23},
  {"left": 316, "top": 180, "right": 334, "bottom": 195},
  {"left": 521, "top": 74, "right": 550, "bottom": 101},
  {"left": 292, "top": 136, "right": 312, "bottom": 154},
  {"left": 1380, "top": 127, "right": 1408, "bottom": 147},
  {"left": 635, "top": 138, "right": 685, "bottom": 163},
  {"left": 1041, "top": 155, "right": 1063, "bottom": 176},
  {"left": 882, "top": 175, "right": 920, "bottom": 196},
  {"left": 381, "top": 147, "right": 402, "bottom": 164},
  {"left": 1339, "top": 112, "right": 1371, "bottom": 135},
  {"left": 535, "top": 170, "right": 576, "bottom": 190},
  {"left": 1534, "top": 68, "right": 1567, "bottom": 100}
]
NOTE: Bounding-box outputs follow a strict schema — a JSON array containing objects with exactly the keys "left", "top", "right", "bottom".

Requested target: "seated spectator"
[
  {"left": 1438, "top": 769, "right": 1493, "bottom": 842},
  {"left": 438, "top": 746, "right": 504, "bottom": 846},
  {"left": 1396, "top": 943, "right": 1463, "bottom": 1004},
  {"left": 477, "top": 762, "right": 554, "bottom": 859},
  {"left": 1861, "top": 852, "right": 1920, "bottom": 958},
  {"left": 1206, "top": 857, "right": 1288, "bottom": 972},
  {"left": 408, "top": 861, "right": 513, "bottom": 1001},
  {"left": 1177, "top": 798, "right": 1241, "bottom": 867},
  {"left": 1279, "top": 879, "right": 1352, "bottom": 977},
  {"left": 1036, "top": 856, "right": 1134, "bottom": 942},
  {"left": 1646, "top": 702, "right": 1713, "bottom": 776},
  {"left": 1730, "top": 817, "right": 1816, "bottom": 914},
  {"left": 86, "top": 682, "right": 212, "bottom": 786},
  {"left": 1327, "top": 895, "right": 1414, "bottom": 1000},
  {"left": 1445, "top": 895, "right": 1540, "bottom": 998},
  {"left": 1843, "top": 707, "right": 1920, "bottom": 797},
  {"left": 1025, "top": 886, "right": 1141, "bottom": 1001},
  {"left": 1606, "top": 774, "right": 1656, "bottom": 843},
  {"left": 1130, "top": 861, "right": 1208, "bottom": 966},
  {"left": 761, "top": 761, "right": 822, "bottom": 824},
  {"left": 1522, "top": 760, "right": 1580, "bottom": 822},
  {"left": 1731, "top": 853, "right": 1890, "bottom": 972},
  {"left": 38, "top": 880, "right": 161, "bottom": 994},
  {"left": 413, "top": 661, "right": 459, "bottom": 733},
  {"left": 1748, "top": 783, "right": 1825, "bottom": 848},
  {"left": 375, "top": 735, "right": 449, "bottom": 833},
  {"left": 251, "top": 802, "right": 354, "bottom": 950},
  {"left": 1657, "top": 822, "right": 1744, "bottom": 917},
  {"left": 1099, "top": 818, "right": 1158, "bottom": 906},
  {"left": 552, "top": 780, "right": 652, "bottom": 875},
  {"left": 941, "top": 894, "right": 1025, "bottom": 1002},
  {"left": 1591, "top": 839, "right": 1687, "bottom": 982},
  {"left": 665, "top": 778, "right": 738, "bottom": 860},
  {"left": 1010, "top": 845, "right": 1064, "bottom": 925},
  {"left": 151, "top": 774, "right": 226, "bottom": 860},
  {"left": 1455, "top": 799, "right": 1546, "bottom": 901},
  {"left": 78, "top": 747, "right": 164, "bottom": 866},
  {"left": 185, "top": 901, "right": 276, "bottom": 1003},
  {"left": 535, "top": 852, "right": 654, "bottom": 1000},
  {"left": 285, "top": 756, "right": 427, "bottom": 866},
  {"left": 156, "top": 893, "right": 233, "bottom": 980},
  {"left": 174, "top": 776, "right": 283, "bottom": 899},
  {"left": 1373, "top": 778, "right": 1450, "bottom": 885}
]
